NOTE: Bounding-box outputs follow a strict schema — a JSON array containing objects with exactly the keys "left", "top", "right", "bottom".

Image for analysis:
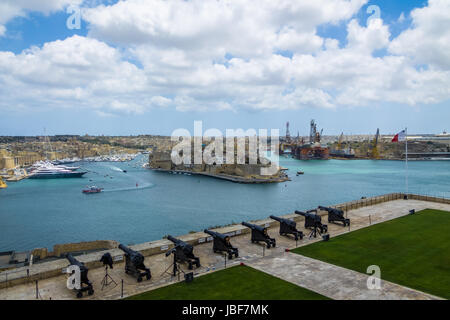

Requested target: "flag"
[{"left": 392, "top": 130, "right": 406, "bottom": 142}]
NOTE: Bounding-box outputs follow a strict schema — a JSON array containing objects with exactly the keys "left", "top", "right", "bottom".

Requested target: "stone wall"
[{"left": 52, "top": 240, "right": 119, "bottom": 258}]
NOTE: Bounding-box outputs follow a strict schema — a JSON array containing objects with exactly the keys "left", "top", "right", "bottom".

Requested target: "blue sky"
[{"left": 0, "top": 0, "right": 448, "bottom": 136}]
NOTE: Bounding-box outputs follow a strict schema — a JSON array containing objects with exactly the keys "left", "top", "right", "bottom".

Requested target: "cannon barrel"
[
  {"left": 242, "top": 221, "right": 267, "bottom": 234},
  {"left": 167, "top": 235, "right": 183, "bottom": 245},
  {"left": 118, "top": 243, "right": 136, "bottom": 256},
  {"left": 295, "top": 210, "right": 308, "bottom": 217},
  {"left": 319, "top": 206, "right": 343, "bottom": 215},
  {"left": 270, "top": 215, "right": 294, "bottom": 224},
  {"left": 269, "top": 215, "right": 283, "bottom": 222},
  {"left": 204, "top": 229, "right": 228, "bottom": 240},
  {"left": 204, "top": 229, "right": 219, "bottom": 237},
  {"left": 295, "top": 210, "right": 320, "bottom": 219},
  {"left": 66, "top": 253, "right": 83, "bottom": 267},
  {"left": 167, "top": 235, "right": 193, "bottom": 253},
  {"left": 270, "top": 215, "right": 296, "bottom": 226},
  {"left": 242, "top": 221, "right": 258, "bottom": 229}
]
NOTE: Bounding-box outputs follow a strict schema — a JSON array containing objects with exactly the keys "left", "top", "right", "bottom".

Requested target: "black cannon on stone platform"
[
  {"left": 295, "top": 210, "right": 328, "bottom": 238},
  {"left": 204, "top": 229, "right": 239, "bottom": 259},
  {"left": 65, "top": 254, "right": 94, "bottom": 298},
  {"left": 318, "top": 206, "right": 350, "bottom": 227},
  {"left": 118, "top": 244, "right": 151, "bottom": 282},
  {"left": 241, "top": 222, "right": 276, "bottom": 248},
  {"left": 166, "top": 235, "right": 201, "bottom": 270},
  {"left": 270, "top": 215, "right": 304, "bottom": 241}
]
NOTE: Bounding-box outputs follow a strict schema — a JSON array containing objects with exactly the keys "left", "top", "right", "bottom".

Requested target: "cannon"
[
  {"left": 295, "top": 210, "right": 328, "bottom": 238},
  {"left": 204, "top": 230, "right": 239, "bottom": 259},
  {"left": 65, "top": 254, "right": 94, "bottom": 298},
  {"left": 241, "top": 222, "right": 276, "bottom": 248},
  {"left": 270, "top": 215, "right": 303, "bottom": 241},
  {"left": 319, "top": 206, "right": 350, "bottom": 227},
  {"left": 118, "top": 244, "right": 151, "bottom": 282},
  {"left": 166, "top": 235, "right": 201, "bottom": 270}
]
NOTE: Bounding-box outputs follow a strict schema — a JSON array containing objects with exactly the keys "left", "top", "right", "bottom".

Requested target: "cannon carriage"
[
  {"left": 65, "top": 254, "right": 94, "bottom": 298},
  {"left": 241, "top": 222, "right": 276, "bottom": 248},
  {"left": 270, "top": 215, "right": 304, "bottom": 241},
  {"left": 166, "top": 235, "right": 201, "bottom": 270},
  {"left": 295, "top": 210, "right": 328, "bottom": 238},
  {"left": 318, "top": 206, "right": 350, "bottom": 227},
  {"left": 204, "top": 229, "right": 239, "bottom": 259},
  {"left": 118, "top": 244, "right": 151, "bottom": 282}
]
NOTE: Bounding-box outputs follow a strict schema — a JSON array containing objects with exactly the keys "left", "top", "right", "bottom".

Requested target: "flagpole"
[{"left": 405, "top": 127, "right": 408, "bottom": 195}]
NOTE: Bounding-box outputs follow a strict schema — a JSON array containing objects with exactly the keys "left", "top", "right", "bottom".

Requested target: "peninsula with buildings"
[
  {"left": 1, "top": 128, "right": 449, "bottom": 184},
  {"left": 147, "top": 137, "right": 290, "bottom": 184}
]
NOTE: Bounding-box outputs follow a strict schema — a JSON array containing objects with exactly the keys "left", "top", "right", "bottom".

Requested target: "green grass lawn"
[
  {"left": 127, "top": 265, "right": 329, "bottom": 300},
  {"left": 293, "top": 209, "right": 450, "bottom": 299}
]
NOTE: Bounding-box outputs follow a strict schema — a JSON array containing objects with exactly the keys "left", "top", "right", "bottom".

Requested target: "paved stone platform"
[
  {"left": 249, "top": 253, "right": 441, "bottom": 300},
  {"left": 0, "top": 199, "right": 448, "bottom": 300}
]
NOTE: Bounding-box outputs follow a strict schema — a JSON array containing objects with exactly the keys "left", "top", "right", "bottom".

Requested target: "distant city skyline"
[{"left": 0, "top": 0, "right": 449, "bottom": 136}]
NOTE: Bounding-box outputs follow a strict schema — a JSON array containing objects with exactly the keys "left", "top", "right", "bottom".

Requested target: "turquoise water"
[{"left": 1, "top": 155, "right": 449, "bottom": 251}]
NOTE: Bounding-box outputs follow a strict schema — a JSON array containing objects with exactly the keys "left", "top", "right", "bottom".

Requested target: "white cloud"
[
  {"left": 0, "top": 0, "right": 449, "bottom": 115},
  {"left": 0, "top": 35, "right": 155, "bottom": 113},
  {"left": 0, "top": 0, "right": 83, "bottom": 36},
  {"left": 389, "top": 0, "right": 450, "bottom": 69},
  {"left": 83, "top": 0, "right": 368, "bottom": 58}
]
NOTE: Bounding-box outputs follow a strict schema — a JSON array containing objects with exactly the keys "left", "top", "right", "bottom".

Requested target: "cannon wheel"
[
  {"left": 76, "top": 291, "right": 83, "bottom": 298},
  {"left": 266, "top": 243, "right": 271, "bottom": 249},
  {"left": 137, "top": 276, "right": 142, "bottom": 283},
  {"left": 88, "top": 288, "right": 94, "bottom": 296}
]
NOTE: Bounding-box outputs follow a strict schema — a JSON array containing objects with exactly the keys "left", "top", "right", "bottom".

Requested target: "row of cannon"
[{"left": 65, "top": 206, "right": 350, "bottom": 298}]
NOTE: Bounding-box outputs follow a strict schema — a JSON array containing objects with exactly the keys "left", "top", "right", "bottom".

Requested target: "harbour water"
[{"left": 0, "top": 155, "right": 449, "bottom": 252}]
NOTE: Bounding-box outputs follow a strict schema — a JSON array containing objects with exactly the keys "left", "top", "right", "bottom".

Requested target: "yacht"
[{"left": 29, "top": 161, "right": 86, "bottom": 179}]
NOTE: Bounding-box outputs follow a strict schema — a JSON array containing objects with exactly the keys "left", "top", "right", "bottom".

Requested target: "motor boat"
[{"left": 82, "top": 186, "right": 103, "bottom": 194}]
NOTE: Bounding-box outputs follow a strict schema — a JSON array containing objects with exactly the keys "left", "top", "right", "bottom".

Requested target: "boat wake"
[
  {"left": 103, "top": 182, "right": 154, "bottom": 193},
  {"left": 109, "top": 166, "right": 124, "bottom": 172}
]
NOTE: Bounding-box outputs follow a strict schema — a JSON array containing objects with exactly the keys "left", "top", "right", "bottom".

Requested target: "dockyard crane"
[
  {"left": 371, "top": 128, "right": 380, "bottom": 159},
  {"left": 337, "top": 132, "right": 344, "bottom": 150}
]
